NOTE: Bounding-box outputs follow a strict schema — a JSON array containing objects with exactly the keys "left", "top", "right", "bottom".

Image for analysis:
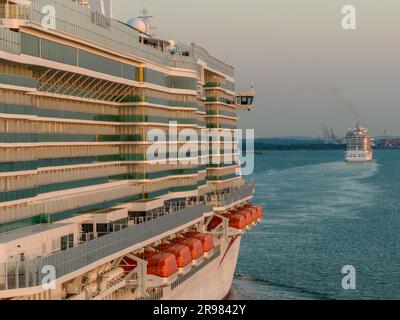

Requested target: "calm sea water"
[{"left": 231, "top": 150, "right": 400, "bottom": 300}]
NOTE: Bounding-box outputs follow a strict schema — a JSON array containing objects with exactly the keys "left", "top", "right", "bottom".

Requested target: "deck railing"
[
  {"left": 209, "top": 180, "right": 255, "bottom": 208},
  {"left": 0, "top": 4, "right": 29, "bottom": 20}
]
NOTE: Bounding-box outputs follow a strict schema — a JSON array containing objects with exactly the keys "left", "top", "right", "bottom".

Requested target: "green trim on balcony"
[
  {"left": 206, "top": 109, "right": 237, "bottom": 118},
  {"left": 0, "top": 73, "right": 37, "bottom": 88},
  {"left": 207, "top": 173, "right": 238, "bottom": 181},
  {"left": 205, "top": 96, "right": 235, "bottom": 105},
  {"left": 121, "top": 95, "right": 199, "bottom": 109},
  {"left": 97, "top": 154, "right": 147, "bottom": 162},
  {"left": 204, "top": 82, "right": 221, "bottom": 88},
  {"left": 0, "top": 156, "right": 97, "bottom": 172},
  {"left": 97, "top": 135, "right": 145, "bottom": 142}
]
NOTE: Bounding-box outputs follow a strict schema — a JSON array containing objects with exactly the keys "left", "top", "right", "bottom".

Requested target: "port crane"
[{"left": 322, "top": 126, "right": 341, "bottom": 144}]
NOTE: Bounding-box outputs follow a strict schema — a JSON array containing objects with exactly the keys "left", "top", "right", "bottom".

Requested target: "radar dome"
[{"left": 127, "top": 18, "right": 146, "bottom": 33}]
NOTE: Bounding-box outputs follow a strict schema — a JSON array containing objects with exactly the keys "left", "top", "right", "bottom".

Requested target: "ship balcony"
[
  {"left": 208, "top": 180, "right": 255, "bottom": 209},
  {"left": 0, "top": 1, "right": 31, "bottom": 30}
]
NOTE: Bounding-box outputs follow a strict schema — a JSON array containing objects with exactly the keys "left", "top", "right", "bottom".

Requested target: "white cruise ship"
[
  {"left": 345, "top": 123, "right": 373, "bottom": 162},
  {"left": 0, "top": 0, "right": 261, "bottom": 300}
]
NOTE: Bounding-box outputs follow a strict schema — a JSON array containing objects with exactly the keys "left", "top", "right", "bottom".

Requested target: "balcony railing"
[
  {"left": 0, "top": 4, "right": 29, "bottom": 20},
  {"left": 208, "top": 180, "right": 255, "bottom": 208}
]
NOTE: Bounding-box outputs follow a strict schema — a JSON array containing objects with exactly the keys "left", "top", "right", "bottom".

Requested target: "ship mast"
[{"left": 138, "top": 8, "right": 157, "bottom": 36}]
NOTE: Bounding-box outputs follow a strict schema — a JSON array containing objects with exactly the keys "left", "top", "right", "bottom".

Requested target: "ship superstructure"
[
  {"left": 345, "top": 123, "right": 373, "bottom": 162},
  {"left": 0, "top": 0, "right": 261, "bottom": 300}
]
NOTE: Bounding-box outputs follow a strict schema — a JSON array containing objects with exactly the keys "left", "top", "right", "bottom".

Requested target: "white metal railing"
[
  {"left": 208, "top": 180, "right": 255, "bottom": 208},
  {"left": 0, "top": 4, "right": 29, "bottom": 20}
]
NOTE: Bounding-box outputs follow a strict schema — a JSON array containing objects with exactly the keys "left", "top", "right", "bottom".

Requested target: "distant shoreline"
[
  {"left": 252, "top": 147, "right": 399, "bottom": 152},
  {"left": 251, "top": 138, "right": 399, "bottom": 151},
  {"left": 253, "top": 144, "right": 346, "bottom": 152}
]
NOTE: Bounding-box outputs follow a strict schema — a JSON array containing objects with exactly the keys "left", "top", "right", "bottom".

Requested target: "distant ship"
[{"left": 345, "top": 123, "right": 373, "bottom": 162}]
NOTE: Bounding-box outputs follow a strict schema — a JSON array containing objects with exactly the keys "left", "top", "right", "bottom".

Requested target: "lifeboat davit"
[
  {"left": 119, "top": 256, "right": 138, "bottom": 274},
  {"left": 185, "top": 232, "right": 215, "bottom": 258},
  {"left": 173, "top": 237, "right": 204, "bottom": 267},
  {"left": 208, "top": 216, "right": 222, "bottom": 230},
  {"left": 157, "top": 243, "right": 193, "bottom": 274}
]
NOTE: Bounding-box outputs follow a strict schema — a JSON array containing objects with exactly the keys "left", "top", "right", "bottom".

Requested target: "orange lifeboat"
[
  {"left": 241, "top": 206, "right": 257, "bottom": 223},
  {"left": 157, "top": 243, "right": 192, "bottom": 268},
  {"left": 244, "top": 204, "right": 263, "bottom": 220},
  {"left": 255, "top": 205, "right": 264, "bottom": 219},
  {"left": 230, "top": 209, "right": 252, "bottom": 226},
  {"left": 173, "top": 237, "right": 204, "bottom": 260},
  {"left": 223, "top": 213, "right": 247, "bottom": 230},
  {"left": 144, "top": 251, "right": 179, "bottom": 278},
  {"left": 185, "top": 232, "right": 215, "bottom": 253}
]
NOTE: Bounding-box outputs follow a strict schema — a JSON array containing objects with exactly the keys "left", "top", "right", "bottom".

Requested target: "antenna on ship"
[
  {"left": 250, "top": 82, "right": 256, "bottom": 95},
  {"left": 138, "top": 7, "right": 158, "bottom": 36}
]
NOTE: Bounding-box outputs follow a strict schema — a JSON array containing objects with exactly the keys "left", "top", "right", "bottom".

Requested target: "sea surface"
[{"left": 230, "top": 150, "right": 400, "bottom": 300}]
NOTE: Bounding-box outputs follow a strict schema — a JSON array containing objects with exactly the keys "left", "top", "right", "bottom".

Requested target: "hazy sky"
[{"left": 113, "top": 0, "right": 400, "bottom": 138}]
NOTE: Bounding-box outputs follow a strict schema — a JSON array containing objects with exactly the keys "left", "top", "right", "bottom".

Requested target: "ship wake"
[{"left": 254, "top": 160, "right": 379, "bottom": 224}]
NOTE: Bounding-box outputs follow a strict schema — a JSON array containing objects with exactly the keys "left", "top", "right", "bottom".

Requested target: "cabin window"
[{"left": 61, "top": 234, "right": 74, "bottom": 251}]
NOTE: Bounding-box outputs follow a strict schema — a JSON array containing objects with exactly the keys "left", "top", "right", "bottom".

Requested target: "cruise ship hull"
[{"left": 345, "top": 151, "right": 373, "bottom": 162}]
